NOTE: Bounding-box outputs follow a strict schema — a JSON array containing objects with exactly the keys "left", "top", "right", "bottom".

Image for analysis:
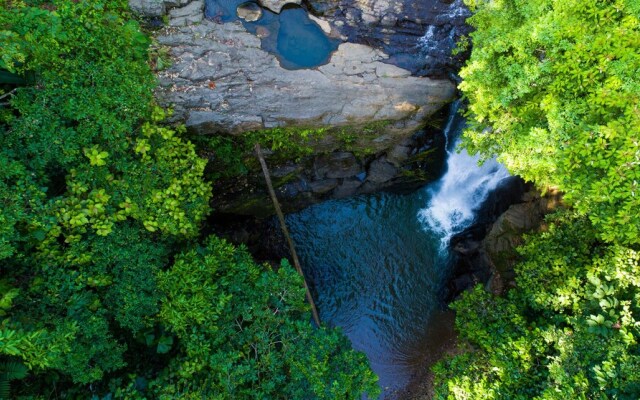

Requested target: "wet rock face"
[
  {"left": 445, "top": 183, "right": 565, "bottom": 301},
  {"left": 211, "top": 124, "right": 448, "bottom": 216},
  {"left": 307, "top": 0, "right": 472, "bottom": 77}
]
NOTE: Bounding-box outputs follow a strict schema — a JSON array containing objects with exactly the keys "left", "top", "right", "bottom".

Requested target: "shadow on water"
[
  {"left": 286, "top": 186, "right": 455, "bottom": 398},
  {"left": 205, "top": 0, "right": 340, "bottom": 69}
]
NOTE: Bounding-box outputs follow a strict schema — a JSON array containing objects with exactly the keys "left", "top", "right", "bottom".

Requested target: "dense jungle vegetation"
[
  {"left": 0, "top": 1, "right": 379, "bottom": 398},
  {"left": 433, "top": 0, "right": 640, "bottom": 398},
  {"left": 1, "top": 0, "right": 639, "bottom": 398}
]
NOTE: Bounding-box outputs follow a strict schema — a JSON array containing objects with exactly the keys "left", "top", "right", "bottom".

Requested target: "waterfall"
[{"left": 418, "top": 102, "right": 510, "bottom": 248}]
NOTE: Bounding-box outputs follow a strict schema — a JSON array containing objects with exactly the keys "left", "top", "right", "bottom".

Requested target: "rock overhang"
[{"left": 132, "top": 0, "right": 460, "bottom": 214}]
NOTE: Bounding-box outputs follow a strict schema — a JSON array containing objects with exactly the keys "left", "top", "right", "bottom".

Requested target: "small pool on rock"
[{"left": 205, "top": 0, "right": 340, "bottom": 69}]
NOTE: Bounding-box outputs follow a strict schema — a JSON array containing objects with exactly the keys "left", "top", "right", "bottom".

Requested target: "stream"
[{"left": 286, "top": 104, "right": 510, "bottom": 397}]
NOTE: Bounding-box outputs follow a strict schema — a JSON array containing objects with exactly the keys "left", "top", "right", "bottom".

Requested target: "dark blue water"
[
  {"left": 286, "top": 191, "right": 455, "bottom": 397},
  {"left": 205, "top": 1, "right": 339, "bottom": 69}
]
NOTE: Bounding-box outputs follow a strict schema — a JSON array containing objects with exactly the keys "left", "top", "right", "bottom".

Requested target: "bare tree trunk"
[{"left": 254, "top": 143, "right": 321, "bottom": 326}]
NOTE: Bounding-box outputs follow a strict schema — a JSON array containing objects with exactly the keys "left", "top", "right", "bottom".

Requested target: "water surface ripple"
[{"left": 287, "top": 191, "right": 452, "bottom": 395}]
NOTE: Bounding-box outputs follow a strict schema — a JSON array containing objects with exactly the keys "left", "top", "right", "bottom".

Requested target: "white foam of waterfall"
[
  {"left": 418, "top": 104, "right": 510, "bottom": 248},
  {"left": 417, "top": 26, "right": 437, "bottom": 53}
]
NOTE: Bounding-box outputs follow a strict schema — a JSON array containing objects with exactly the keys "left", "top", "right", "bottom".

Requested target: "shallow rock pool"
[{"left": 205, "top": 0, "right": 339, "bottom": 69}]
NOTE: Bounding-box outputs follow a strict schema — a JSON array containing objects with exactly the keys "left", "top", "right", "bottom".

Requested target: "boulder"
[
  {"left": 366, "top": 158, "right": 398, "bottom": 183},
  {"left": 314, "top": 152, "right": 361, "bottom": 179},
  {"left": 333, "top": 178, "right": 363, "bottom": 198},
  {"left": 478, "top": 187, "right": 564, "bottom": 291},
  {"left": 129, "top": 0, "right": 192, "bottom": 17},
  {"left": 237, "top": 2, "right": 263, "bottom": 22},
  {"left": 258, "top": 0, "right": 302, "bottom": 13},
  {"left": 386, "top": 142, "right": 412, "bottom": 165},
  {"left": 309, "top": 179, "right": 339, "bottom": 194},
  {"left": 129, "top": 0, "right": 166, "bottom": 16},
  {"left": 168, "top": 0, "right": 204, "bottom": 26}
]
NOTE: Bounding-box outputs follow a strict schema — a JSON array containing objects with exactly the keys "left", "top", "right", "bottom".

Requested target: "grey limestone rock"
[
  {"left": 168, "top": 0, "right": 204, "bottom": 26},
  {"left": 152, "top": 13, "right": 458, "bottom": 215},
  {"left": 156, "top": 21, "right": 456, "bottom": 138},
  {"left": 128, "top": 0, "right": 192, "bottom": 17},
  {"left": 129, "top": 0, "right": 165, "bottom": 16}
]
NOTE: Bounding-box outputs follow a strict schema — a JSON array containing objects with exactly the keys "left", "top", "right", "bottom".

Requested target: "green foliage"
[
  {"left": 154, "top": 236, "right": 380, "bottom": 399},
  {"left": 434, "top": 0, "right": 640, "bottom": 397},
  {"left": 6, "top": 224, "right": 171, "bottom": 384},
  {"left": 0, "top": 360, "right": 28, "bottom": 400},
  {"left": 37, "top": 108, "right": 211, "bottom": 240},
  {"left": 1, "top": 0, "right": 154, "bottom": 173},
  {"left": 458, "top": 0, "right": 640, "bottom": 244},
  {"left": 0, "top": 1, "right": 378, "bottom": 398},
  {"left": 195, "top": 126, "right": 329, "bottom": 180},
  {"left": 0, "top": 154, "right": 45, "bottom": 260},
  {"left": 434, "top": 213, "right": 640, "bottom": 399},
  {"left": 435, "top": 215, "right": 640, "bottom": 387},
  {"left": 0, "top": 0, "right": 199, "bottom": 392},
  {"left": 195, "top": 120, "right": 393, "bottom": 180}
]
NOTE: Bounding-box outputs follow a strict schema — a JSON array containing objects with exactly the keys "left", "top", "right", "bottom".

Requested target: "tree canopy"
[
  {"left": 433, "top": 0, "right": 640, "bottom": 398},
  {"left": 459, "top": 0, "right": 640, "bottom": 244},
  {"left": 0, "top": 1, "right": 378, "bottom": 398}
]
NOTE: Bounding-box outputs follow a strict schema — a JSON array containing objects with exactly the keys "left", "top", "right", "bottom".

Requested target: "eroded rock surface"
[
  {"left": 129, "top": 0, "right": 192, "bottom": 17},
  {"left": 237, "top": 2, "right": 262, "bottom": 21},
  {"left": 258, "top": 0, "right": 301, "bottom": 13},
  {"left": 168, "top": 0, "right": 204, "bottom": 26},
  {"left": 447, "top": 185, "right": 564, "bottom": 300},
  {"left": 308, "top": 0, "right": 472, "bottom": 76},
  {"left": 156, "top": 20, "right": 455, "bottom": 136}
]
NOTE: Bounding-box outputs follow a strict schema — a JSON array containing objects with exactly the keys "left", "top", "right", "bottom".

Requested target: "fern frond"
[{"left": 0, "top": 361, "right": 27, "bottom": 380}]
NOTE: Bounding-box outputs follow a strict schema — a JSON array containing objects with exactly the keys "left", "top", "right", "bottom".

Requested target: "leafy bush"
[
  {"left": 154, "top": 236, "right": 380, "bottom": 399},
  {"left": 435, "top": 213, "right": 640, "bottom": 399},
  {"left": 458, "top": 0, "right": 640, "bottom": 244}
]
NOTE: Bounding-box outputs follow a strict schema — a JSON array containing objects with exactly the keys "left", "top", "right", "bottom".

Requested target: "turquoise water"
[{"left": 205, "top": 1, "right": 339, "bottom": 69}]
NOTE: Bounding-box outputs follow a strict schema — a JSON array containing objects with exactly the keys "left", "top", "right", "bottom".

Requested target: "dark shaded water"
[
  {"left": 205, "top": 0, "right": 339, "bottom": 69},
  {"left": 286, "top": 191, "right": 453, "bottom": 396}
]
